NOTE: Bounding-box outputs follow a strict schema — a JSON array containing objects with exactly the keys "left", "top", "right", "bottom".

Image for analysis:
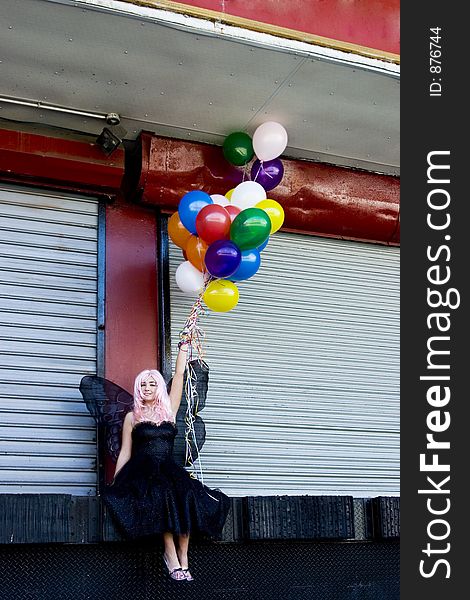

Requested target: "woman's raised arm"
[{"left": 169, "top": 343, "right": 189, "bottom": 415}]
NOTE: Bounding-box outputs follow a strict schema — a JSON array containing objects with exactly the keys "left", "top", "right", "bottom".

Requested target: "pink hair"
[{"left": 133, "top": 369, "right": 175, "bottom": 425}]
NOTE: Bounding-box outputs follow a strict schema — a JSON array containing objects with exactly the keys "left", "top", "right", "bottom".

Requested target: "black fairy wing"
[
  {"left": 79, "top": 375, "right": 134, "bottom": 462},
  {"left": 170, "top": 359, "right": 209, "bottom": 467}
]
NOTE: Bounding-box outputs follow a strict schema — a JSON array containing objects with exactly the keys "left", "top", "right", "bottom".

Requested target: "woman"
[{"left": 104, "top": 343, "right": 230, "bottom": 582}]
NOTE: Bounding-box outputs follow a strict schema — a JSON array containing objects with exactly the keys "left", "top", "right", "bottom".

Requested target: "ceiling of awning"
[{"left": 0, "top": 0, "right": 399, "bottom": 175}]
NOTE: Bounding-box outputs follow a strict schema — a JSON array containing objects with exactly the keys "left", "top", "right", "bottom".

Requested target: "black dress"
[{"left": 104, "top": 420, "right": 230, "bottom": 540}]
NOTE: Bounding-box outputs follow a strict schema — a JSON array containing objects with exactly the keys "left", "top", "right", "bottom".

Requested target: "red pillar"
[{"left": 104, "top": 201, "right": 160, "bottom": 392}]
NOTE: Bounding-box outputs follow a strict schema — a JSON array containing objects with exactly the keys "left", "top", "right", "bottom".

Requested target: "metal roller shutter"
[
  {"left": 169, "top": 231, "right": 399, "bottom": 497},
  {"left": 0, "top": 187, "right": 98, "bottom": 495}
]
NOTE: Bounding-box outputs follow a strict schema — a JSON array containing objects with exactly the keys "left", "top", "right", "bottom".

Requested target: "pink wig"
[{"left": 133, "top": 369, "right": 175, "bottom": 425}]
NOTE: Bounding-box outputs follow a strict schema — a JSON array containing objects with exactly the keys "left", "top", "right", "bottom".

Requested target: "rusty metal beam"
[{"left": 130, "top": 132, "right": 400, "bottom": 245}]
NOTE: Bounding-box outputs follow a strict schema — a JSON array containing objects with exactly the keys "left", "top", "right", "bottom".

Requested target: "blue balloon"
[
  {"left": 257, "top": 236, "right": 269, "bottom": 252},
  {"left": 230, "top": 248, "right": 261, "bottom": 281},
  {"left": 205, "top": 240, "right": 241, "bottom": 278},
  {"left": 178, "top": 190, "right": 213, "bottom": 234}
]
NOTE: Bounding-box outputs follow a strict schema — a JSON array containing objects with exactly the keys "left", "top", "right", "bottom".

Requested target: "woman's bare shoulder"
[{"left": 124, "top": 411, "right": 134, "bottom": 426}]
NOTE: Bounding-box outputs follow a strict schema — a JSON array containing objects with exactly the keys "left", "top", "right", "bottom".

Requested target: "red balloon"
[
  {"left": 195, "top": 204, "right": 231, "bottom": 244},
  {"left": 225, "top": 204, "right": 241, "bottom": 222}
]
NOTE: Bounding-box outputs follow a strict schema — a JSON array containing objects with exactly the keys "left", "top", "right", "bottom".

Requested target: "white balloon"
[
  {"left": 252, "top": 121, "right": 288, "bottom": 161},
  {"left": 230, "top": 181, "right": 266, "bottom": 210},
  {"left": 210, "top": 194, "right": 230, "bottom": 207},
  {"left": 175, "top": 261, "right": 205, "bottom": 295}
]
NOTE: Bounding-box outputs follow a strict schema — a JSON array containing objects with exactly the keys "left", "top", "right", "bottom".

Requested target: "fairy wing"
[
  {"left": 79, "top": 375, "right": 134, "bottom": 462},
  {"left": 170, "top": 359, "right": 209, "bottom": 467}
]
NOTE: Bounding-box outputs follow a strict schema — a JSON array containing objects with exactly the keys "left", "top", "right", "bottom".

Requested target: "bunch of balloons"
[
  {"left": 169, "top": 122, "right": 287, "bottom": 313},
  {"left": 223, "top": 121, "right": 288, "bottom": 192},
  {"left": 170, "top": 189, "right": 284, "bottom": 312}
]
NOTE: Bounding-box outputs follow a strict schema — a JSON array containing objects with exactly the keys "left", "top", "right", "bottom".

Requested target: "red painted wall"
[
  {"left": 105, "top": 201, "right": 160, "bottom": 393},
  {"left": 174, "top": 0, "right": 400, "bottom": 55},
  {"left": 0, "top": 129, "right": 124, "bottom": 195}
]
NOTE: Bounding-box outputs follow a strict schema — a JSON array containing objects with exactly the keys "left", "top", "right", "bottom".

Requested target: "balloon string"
[
  {"left": 242, "top": 162, "right": 248, "bottom": 183},
  {"left": 253, "top": 161, "right": 262, "bottom": 182},
  {"left": 183, "top": 361, "right": 204, "bottom": 483},
  {"left": 178, "top": 290, "right": 208, "bottom": 481},
  {"left": 253, "top": 160, "right": 273, "bottom": 181},
  {"left": 179, "top": 291, "right": 207, "bottom": 360}
]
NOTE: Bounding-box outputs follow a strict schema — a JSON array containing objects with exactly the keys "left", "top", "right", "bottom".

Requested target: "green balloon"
[
  {"left": 230, "top": 208, "right": 271, "bottom": 250},
  {"left": 223, "top": 132, "right": 254, "bottom": 166}
]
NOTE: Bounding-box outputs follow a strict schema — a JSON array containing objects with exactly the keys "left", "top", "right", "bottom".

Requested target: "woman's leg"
[
  {"left": 176, "top": 533, "right": 190, "bottom": 569},
  {"left": 162, "top": 532, "right": 181, "bottom": 570}
]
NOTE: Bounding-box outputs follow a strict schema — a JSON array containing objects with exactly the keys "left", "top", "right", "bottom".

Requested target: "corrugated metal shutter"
[
  {"left": 170, "top": 231, "right": 399, "bottom": 498},
  {"left": 0, "top": 186, "right": 98, "bottom": 495}
]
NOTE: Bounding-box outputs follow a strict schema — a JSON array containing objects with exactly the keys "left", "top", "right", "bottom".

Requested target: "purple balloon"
[
  {"left": 205, "top": 240, "right": 241, "bottom": 278},
  {"left": 251, "top": 158, "right": 284, "bottom": 191}
]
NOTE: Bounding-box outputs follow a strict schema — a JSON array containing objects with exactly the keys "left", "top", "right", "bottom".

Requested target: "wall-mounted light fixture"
[{"left": 95, "top": 124, "right": 127, "bottom": 156}]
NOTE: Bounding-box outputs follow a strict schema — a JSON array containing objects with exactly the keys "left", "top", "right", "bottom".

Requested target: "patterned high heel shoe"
[
  {"left": 182, "top": 568, "right": 194, "bottom": 582},
  {"left": 163, "top": 555, "right": 186, "bottom": 581}
]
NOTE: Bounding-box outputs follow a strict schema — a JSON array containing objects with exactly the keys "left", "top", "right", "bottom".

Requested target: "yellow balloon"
[
  {"left": 203, "top": 280, "right": 239, "bottom": 312},
  {"left": 255, "top": 199, "right": 285, "bottom": 234},
  {"left": 225, "top": 188, "right": 235, "bottom": 201}
]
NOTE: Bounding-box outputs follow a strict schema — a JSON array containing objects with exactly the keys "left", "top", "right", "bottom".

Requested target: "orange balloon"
[
  {"left": 185, "top": 236, "right": 208, "bottom": 272},
  {"left": 168, "top": 212, "right": 192, "bottom": 249}
]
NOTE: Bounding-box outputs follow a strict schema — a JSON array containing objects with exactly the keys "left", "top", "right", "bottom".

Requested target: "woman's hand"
[
  {"left": 177, "top": 339, "right": 189, "bottom": 352},
  {"left": 175, "top": 341, "right": 190, "bottom": 373}
]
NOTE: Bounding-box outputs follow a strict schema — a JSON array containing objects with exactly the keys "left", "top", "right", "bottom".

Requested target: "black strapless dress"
[{"left": 104, "top": 421, "right": 230, "bottom": 540}]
